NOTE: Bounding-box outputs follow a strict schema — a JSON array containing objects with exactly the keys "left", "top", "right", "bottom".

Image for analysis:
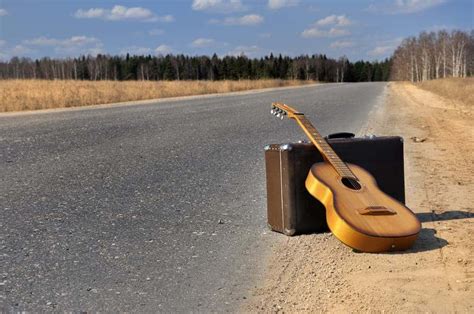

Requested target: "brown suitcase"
[{"left": 264, "top": 133, "right": 405, "bottom": 236}]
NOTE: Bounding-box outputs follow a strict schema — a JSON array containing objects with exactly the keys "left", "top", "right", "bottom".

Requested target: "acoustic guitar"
[{"left": 270, "top": 102, "right": 421, "bottom": 253}]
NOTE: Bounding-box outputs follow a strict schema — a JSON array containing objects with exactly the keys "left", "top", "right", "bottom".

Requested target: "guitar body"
[{"left": 306, "top": 162, "right": 421, "bottom": 253}]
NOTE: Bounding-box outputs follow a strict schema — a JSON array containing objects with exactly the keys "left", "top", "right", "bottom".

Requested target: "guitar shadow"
[
  {"left": 390, "top": 210, "right": 473, "bottom": 254},
  {"left": 402, "top": 227, "right": 448, "bottom": 253}
]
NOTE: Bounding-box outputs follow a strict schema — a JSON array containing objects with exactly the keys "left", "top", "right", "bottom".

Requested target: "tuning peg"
[
  {"left": 270, "top": 109, "right": 274, "bottom": 114},
  {"left": 280, "top": 115, "right": 284, "bottom": 120},
  {"left": 276, "top": 113, "right": 281, "bottom": 118}
]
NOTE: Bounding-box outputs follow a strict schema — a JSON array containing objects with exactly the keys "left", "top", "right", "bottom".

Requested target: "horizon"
[{"left": 0, "top": 0, "right": 472, "bottom": 62}]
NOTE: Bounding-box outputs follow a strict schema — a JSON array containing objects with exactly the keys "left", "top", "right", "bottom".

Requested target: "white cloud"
[
  {"left": 259, "top": 33, "right": 272, "bottom": 38},
  {"left": 367, "top": 0, "right": 446, "bottom": 14},
  {"left": 326, "top": 28, "right": 350, "bottom": 37},
  {"left": 149, "top": 29, "right": 165, "bottom": 36},
  {"left": 268, "top": 0, "right": 299, "bottom": 10},
  {"left": 74, "top": 5, "right": 174, "bottom": 22},
  {"left": 23, "top": 35, "right": 104, "bottom": 56},
  {"left": 66, "top": 36, "right": 101, "bottom": 47},
  {"left": 75, "top": 8, "right": 105, "bottom": 19},
  {"left": 155, "top": 44, "right": 173, "bottom": 55},
  {"left": 12, "top": 45, "right": 34, "bottom": 55},
  {"left": 211, "top": 14, "right": 264, "bottom": 26},
  {"left": 157, "top": 15, "right": 175, "bottom": 22},
  {"left": 227, "top": 45, "right": 261, "bottom": 57},
  {"left": 368, "top": 37, "right": 403, "bottom": 57},
  {"left": 24, "top": 36, "right": 100, "bottom": 47},
  {"left": 330, "top": 40, "right": 354, "bottom": 49},
  {"left": 301, "top": 27, "right": 350, "bottom": 38},
  {"left": 394, "top": 0, "right": 446, "bottom": 13},
  {"left": 87, "top": 47, "right": 105, "bottom": 56},
  {"left": 0, "top": 8, "right": 8, "bottom": 16},
  {"left": 0, "top": 44, "right": 35, "bottom": 60},
  {"left": 191, "top": 38, "right": 215, "bottom": 47},
  {"left": 120, "top": 46, "right": 152, "bottom": 55},
  {"left": 302, "top": 14, "right": 352, "bottom": 39},
  {"left": 301, "top": 28, "right": 325, "bottom": 38},
  {"left": 315, "top": 15, "right": 352, "bottom": 27},
  {"left": 426, "top": 24, "right": 456, "bottom": 32},
  {"left": 24, "top": 37, "right": 58, "bottom": 46},
  {"left": 368, "top": 46, "right": 394, "bottom": 56},
  {"left": 192, "top": 0, "right": 245, "bottom": 13}
]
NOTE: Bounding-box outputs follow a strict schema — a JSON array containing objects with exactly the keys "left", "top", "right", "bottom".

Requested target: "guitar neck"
[{"left": 294, "top": 115, "right": 356, "bottom": 179}]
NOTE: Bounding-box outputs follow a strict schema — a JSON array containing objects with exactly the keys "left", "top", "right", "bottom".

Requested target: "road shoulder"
[{"left": 243, "top": 82, "right": 473, "bottom": 313}]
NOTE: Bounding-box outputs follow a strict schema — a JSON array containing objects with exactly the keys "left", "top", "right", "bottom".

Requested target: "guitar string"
[
  {"left": 277, "top": 104, "right": 361, "bottom": 182},
  {"left": 298, "top": 116, "right": 357, "bottom": 180},
  {"left": 296, "top": 114, "right": 379, "bottom": 209},
  {"left": 302, "top": 115, "right": 384, "bottom": 210}
]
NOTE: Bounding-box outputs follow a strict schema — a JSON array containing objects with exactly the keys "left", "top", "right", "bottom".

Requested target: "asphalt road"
[{"left": 1, "top": 82, "right": 387, "bottom": 312}]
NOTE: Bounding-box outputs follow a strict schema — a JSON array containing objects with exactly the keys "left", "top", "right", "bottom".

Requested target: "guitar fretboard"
[{"left": 296, "top": 115, "right": 357, "bottom": 179}]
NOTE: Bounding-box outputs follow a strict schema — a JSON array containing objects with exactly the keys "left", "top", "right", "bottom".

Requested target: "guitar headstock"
[{"left": 271, "top": 102, "right": 303, "bottom": 120}]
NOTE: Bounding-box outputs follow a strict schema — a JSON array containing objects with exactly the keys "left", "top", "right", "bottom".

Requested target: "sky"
[{"left": 0, "top": 0, "right": 472, "bottom": 61}]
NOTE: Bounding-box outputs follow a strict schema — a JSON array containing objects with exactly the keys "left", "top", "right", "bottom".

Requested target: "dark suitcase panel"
[
  {"left": 329, "top": 137, "right": 405, "bottom": 204},
  {"left": 265, "top": 136, "right": 405, "bottom": 236}
]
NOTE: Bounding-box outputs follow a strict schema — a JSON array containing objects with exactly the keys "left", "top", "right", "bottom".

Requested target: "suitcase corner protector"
[{"left": 283, "top": 228, "right": 296, "bottom": 236}]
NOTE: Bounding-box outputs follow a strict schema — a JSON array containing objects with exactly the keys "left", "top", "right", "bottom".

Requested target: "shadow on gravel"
[
  {"left": 405, "top": 228, "right": 448, "bottom": 253},
  {"left": 402, "top": 210, "right": 474, "bottom": 254},
  {"left": 351, "top": 227, "right": 448, "bottom": 254},
  {"left": 388, "top": 210, "right": 474, "bottom": 254},
  {"left": 416, "top": 210, "right": 474, "bottom": 223}
]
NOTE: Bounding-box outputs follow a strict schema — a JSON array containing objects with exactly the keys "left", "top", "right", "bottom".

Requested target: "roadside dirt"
[{"left": 244, "top": 82, "right": 473, "bottom": 313}]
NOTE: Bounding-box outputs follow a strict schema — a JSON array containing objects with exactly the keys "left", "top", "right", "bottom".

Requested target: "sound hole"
[{"left": 341, "top": 177, "right": 362, "bottom": 190}]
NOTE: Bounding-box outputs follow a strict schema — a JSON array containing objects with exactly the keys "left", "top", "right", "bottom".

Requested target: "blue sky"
[{"left": 0, "top": 0, "right": 472, "bottom": 61}]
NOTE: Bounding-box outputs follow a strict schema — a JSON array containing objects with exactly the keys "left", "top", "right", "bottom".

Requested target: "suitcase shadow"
[{"left": 416, "top": 210, "right": 474, "bottom": 223}]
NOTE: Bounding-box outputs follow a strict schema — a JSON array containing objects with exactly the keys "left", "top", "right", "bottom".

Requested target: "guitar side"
[{"left": 305, "top": 162, "right": 421, "bottom": 253}]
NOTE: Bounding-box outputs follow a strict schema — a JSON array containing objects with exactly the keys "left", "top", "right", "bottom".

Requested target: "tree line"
[
  {"left": 0, "top": 53, "right": 391, "bottom": 82},
  {"left": 391, "top": 30, "right": 473, "bottom": 81}
]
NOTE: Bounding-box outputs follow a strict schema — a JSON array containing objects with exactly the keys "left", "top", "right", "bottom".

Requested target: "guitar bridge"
[{"left": 358, "top": 206, "right": 397, "bottom": 215}]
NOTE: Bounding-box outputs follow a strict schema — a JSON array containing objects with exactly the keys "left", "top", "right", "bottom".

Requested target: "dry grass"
[
  {"left": 0, "top": 79, "right": 314, "bottom": 112},
  {"left": 416, "top": 77, "right": 474, "bottom": 107}
]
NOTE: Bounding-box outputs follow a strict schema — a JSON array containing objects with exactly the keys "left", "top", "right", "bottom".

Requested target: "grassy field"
[
  {"left": 0, "top": 79, "right": 315, "bottom": 112},
  {"left": 416, "top": 77, "right": 473, "bottom": 107}
]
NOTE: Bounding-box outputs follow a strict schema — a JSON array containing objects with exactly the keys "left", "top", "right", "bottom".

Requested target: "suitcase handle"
[{"left": 325, "top": 132, "right": 355, "bottom": 139}]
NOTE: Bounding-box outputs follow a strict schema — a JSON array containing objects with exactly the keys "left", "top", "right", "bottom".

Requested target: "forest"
[
  {"left": 1, "top": 29, "right": 471, "bottom": 83},
  {"left": 391, "top": 30, "right": 473, "bottom": 81},
  {"left": 0, "top": 53, "right": 390, "bottom": 82}
]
